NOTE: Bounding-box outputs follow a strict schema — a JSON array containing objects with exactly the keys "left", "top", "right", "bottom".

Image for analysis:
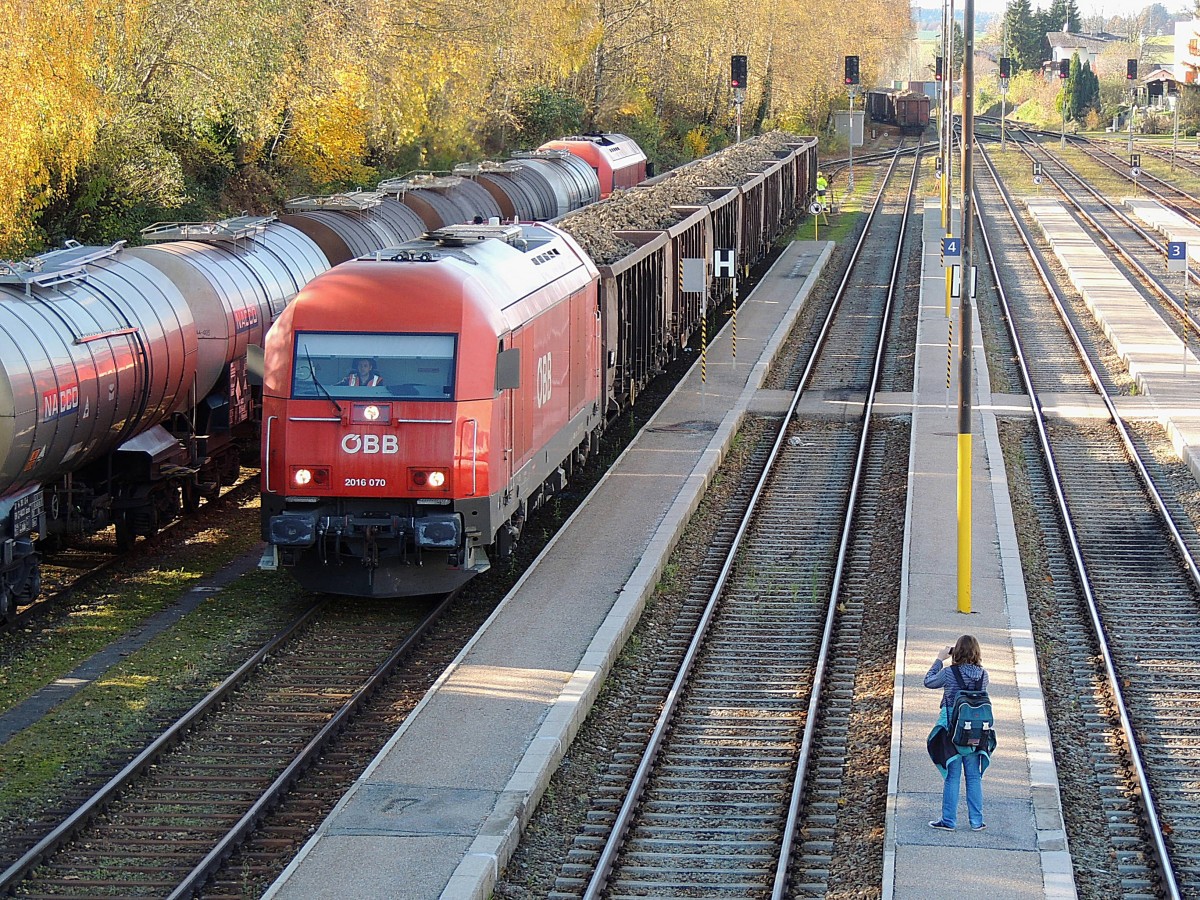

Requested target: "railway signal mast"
[
  {"left": 1127, "top": 58, "right": 1137, "bottom": 153},
  {"left": 998, "top": 56, "right": 1010, "bottom": 150},
  {"left": 731, "top": 55, "right": 747, "bottom": 143},
  {"left": 1059, "top": 58, "right": 1069, "bottom": 149},
  {"left": 956, "top": 0, "right": 977, "bottom": 613},
  {"left": 845, "top": 55, "right": 859, "bottom": 191}
]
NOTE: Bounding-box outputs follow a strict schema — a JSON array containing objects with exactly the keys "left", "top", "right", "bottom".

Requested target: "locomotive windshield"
[{"left": 291, "top": 332, "right": 456, "bottom": 400}]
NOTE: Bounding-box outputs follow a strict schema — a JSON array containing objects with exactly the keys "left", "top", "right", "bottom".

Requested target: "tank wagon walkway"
[{"left": 265, "top": 240, "right": 834, "bottom": 900}]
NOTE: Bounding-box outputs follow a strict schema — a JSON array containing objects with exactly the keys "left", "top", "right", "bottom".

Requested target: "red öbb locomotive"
[{"left": 260, "top": 222, "right": 602, "bottom": 596}]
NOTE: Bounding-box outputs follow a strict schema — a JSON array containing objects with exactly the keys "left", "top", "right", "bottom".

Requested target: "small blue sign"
[
  {"left": 1168, "top": 241, "right": 1188, "bottom": 272},
  {"left": 941, "top": 236, "right": 960, "bottom": 270}
]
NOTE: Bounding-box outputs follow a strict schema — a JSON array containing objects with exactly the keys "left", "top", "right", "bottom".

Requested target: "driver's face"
[{"left": 356, "top": 360, "right": 372, "bottom": 376}]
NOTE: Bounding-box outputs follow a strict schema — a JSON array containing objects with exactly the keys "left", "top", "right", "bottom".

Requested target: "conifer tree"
[{"left": 1004, "top": 0, "right": 1044, "bottom": 73}]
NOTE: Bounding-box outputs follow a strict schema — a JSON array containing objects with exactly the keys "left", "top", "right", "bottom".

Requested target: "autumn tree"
[
  {"left": 2, "top": 0, "right": 916, "bottom": 254},
  {"left": 1, "top": 0, "right": 112, "bottom": 255}
]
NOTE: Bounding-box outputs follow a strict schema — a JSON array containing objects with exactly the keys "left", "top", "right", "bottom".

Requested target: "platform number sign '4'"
[
  {"left": 1168, "top": 241, "right": 1188, "bottom": 273},
  {"left": 941, "top": 236, "right": 960, "bottom": 270}
]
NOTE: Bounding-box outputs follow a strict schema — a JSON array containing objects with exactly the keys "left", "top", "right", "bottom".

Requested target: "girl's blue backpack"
[{"left": 949, "top": 668, "right": 995, "bottom": 752}]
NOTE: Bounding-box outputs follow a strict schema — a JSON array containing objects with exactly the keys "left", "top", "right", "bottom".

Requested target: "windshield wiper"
[{"left": 305, "top": 347, "right": 343, "bottom": 416}]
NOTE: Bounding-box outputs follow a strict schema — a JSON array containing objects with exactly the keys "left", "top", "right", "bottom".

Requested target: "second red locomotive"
[
  {"left": 260, "top": 222, "right": 602, "bottom": 596},
  {"left": 538, "top": 133, "right": 648, "bottom": 198}
]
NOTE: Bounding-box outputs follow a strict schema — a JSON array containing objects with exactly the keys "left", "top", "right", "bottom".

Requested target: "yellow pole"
[
  {"left": 945, "top": 258, "right": 952, "bottom": 318},
  {"left": 958, "top": 0, "right": 976, "bottom": 615},
  {"left": 958, "top": 432, "right": 972, "bottom": 613}
]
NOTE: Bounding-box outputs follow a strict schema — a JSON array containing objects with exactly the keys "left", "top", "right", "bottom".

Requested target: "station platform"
[
  {"left": 882, "top": 202, "right": 1075, "bottom": 898},
  {"left": 1027, "top": 197, "right": 1200, "bottom": 484},
  {"left": 264, "top": 239, "right": 835, "bottom": 900},
  {"left": 1124, "top": 196, "right": 1200, "bottom": 268}
]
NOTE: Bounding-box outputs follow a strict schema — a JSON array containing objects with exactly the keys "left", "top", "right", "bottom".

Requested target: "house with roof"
[
  {"left": 1044, "top": 29, "right": 1125, "bottom": 77},
  {"left": 1143, "top": 66, "right": 1180, "bottom": 105}
]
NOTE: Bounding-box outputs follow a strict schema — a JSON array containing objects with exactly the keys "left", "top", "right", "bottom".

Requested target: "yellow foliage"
[
  {"left": 0, "top": 0, "right": 112, "bottom": 254},
  {"left": 683, "top": 127, "right": 710, "bottom": 158},
  {"left": 0, "top": 0, "right": 916, "bottom": 251},
  {"left": 282, "top": 68, "right": 374, "bottom": 185}
]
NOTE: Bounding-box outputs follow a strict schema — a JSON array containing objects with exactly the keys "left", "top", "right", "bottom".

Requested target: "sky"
[{"left": 915, "top": 0, "right": 1190, "bottom": 22}]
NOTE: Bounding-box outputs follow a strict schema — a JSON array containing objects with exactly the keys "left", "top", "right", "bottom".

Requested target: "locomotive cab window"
[{"left": 291, "top": 332, "right": 456, "bottom": 400}]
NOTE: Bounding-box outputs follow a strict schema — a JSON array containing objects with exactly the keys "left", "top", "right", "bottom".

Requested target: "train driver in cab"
[{"left": 340, "top": 357, "right": 384, "bottom": 387}]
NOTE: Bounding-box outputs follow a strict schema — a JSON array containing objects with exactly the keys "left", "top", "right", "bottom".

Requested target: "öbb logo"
[
  {"left": 535, "top": 353, "right": 553, "bottom": 409},
  {"left": 341, "top": 434, "right": 399, "bottom": 454}
]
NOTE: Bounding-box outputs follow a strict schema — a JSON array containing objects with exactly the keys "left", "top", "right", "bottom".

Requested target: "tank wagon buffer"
[{"left": 259, "top": 222, "right": 604, "bottom": 597}]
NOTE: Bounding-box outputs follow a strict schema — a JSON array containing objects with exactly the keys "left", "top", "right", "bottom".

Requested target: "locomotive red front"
[{"left": 259, "top": 222, "right": 602, "bottom": 596}]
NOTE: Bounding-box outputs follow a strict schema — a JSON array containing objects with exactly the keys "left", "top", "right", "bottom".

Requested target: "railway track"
[
  {"left": 995, "top": 127, "right": 1200, "bottom": 350},
  {"left": 0, "top": 596, "right": 453, "bottom": 898},
  {"left": 977, "top": 138, "right": 1200, "bottom": 897},
  {"left": 541, "top": 144, "right": 919, "bottom": 899}
]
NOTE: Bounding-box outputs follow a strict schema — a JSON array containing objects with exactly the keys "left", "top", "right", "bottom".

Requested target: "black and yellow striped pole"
[
  {"left": 731, "top": 278, "right": 737, "bottom": 365},
  {"left": 946, "top": 316, "right": 953, "bottom": 391}
]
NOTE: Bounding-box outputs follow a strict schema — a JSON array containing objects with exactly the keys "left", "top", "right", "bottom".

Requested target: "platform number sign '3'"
[
  {"left": 535, "top": 352, "right": 553, "bottom": 408},
  {"left": 1168, "top": 241, "right": 1188, "bottom": 273}
]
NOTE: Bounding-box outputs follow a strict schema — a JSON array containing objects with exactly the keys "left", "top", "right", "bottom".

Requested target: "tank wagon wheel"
[
  {"left": 181, "top": 479, "right": 202, "bottom": 514},
  {"left": 153, "top": 483, "right": 182, "bottom": 528},
  {"left": 16, "top": 567, "right": 40, "bottom": 604},
  {"left": 203, "top": 477, "right": 223, "bottom": 502},
  {"left": 219, "top": 450, "right": 242, "bottom": 489}
]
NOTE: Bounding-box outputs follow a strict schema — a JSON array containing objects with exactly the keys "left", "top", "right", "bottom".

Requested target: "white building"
[
  {"left": 1173, "top": 19, "right": 1200, "bottom": 84},
  {"left": 1044, "top": 29, "right": 1125, "bottom": 77}
]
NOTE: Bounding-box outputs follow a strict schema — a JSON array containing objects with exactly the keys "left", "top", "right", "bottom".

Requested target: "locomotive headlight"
[
  {"left": 411, "top": 469, "right": 448, "bottom": 489},
  {"left": 294, "top": 468, "right": 313, "bottom": 486},
  {"left": 351, "top": 402, "right": 391, "bottom": 424}
]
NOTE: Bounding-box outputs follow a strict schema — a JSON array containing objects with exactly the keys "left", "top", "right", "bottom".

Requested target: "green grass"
[
  {"left": 0, "top": 569, "right": 307, "bottom": 814},
  {"left": 0, "top": 503, "right": 269, "bottom": 715}
]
